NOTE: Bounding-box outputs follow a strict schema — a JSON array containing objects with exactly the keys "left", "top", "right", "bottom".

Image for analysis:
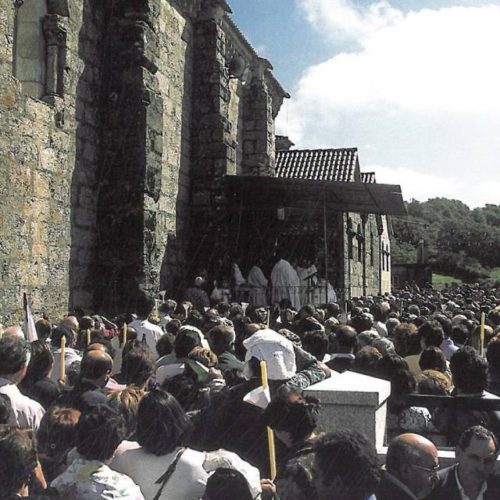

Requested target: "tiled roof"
[
  {"left": 276, "top": 148, "right": 359, "bottom": 182},
  {"left": 361, "top": 172, "right": 376, "bottom": 184}
]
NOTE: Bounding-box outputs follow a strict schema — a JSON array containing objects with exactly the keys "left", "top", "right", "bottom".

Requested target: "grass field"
[{"left": 432, "top": 273, "right": 463, "bottom": 287}]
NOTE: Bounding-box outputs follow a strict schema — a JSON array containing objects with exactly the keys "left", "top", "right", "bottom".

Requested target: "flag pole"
[{"left": 260, "top": 360, "right": 277, "bottom": 480}]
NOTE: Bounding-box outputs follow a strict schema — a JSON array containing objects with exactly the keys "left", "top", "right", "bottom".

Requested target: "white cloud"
[{"left": 277, "top": 1, "right": 500, "bottom": 207}]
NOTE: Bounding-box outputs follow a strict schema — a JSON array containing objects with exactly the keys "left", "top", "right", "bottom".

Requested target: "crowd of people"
[{"left": 0, "top": 281, "right": 499, "bottom": 499}]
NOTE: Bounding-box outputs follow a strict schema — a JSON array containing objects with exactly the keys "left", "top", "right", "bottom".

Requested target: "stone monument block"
[{"left": 304, "top": 370, "right": 391, "bottom": 450}]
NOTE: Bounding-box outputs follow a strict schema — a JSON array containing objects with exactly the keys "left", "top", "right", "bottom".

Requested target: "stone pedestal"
[{"left": 304, "top": 370, "right": 391, "bottom": 450}]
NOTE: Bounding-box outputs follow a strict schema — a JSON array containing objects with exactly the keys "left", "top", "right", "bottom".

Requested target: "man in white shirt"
[
  {"left": 129, "top": 294, "right": 163, "bottom": 358},
  {"left": 0, "top": 335, "right": 44, "bottom": 430}
]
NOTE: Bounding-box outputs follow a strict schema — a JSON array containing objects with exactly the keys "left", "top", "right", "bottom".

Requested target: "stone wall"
[
  {"left": 0, "top": 0, "right": 287, "bottom": 319},
  {"left": 0, "top": 0, "right": 101, "bottom": 322}
]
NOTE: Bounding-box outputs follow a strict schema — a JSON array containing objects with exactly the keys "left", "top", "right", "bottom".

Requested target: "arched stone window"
[
  {"left": 13, "top": 0, "right": 68, "bottom": 100},
  {"left": 14, "top": 0, "right": 48, "bottom": 98}
]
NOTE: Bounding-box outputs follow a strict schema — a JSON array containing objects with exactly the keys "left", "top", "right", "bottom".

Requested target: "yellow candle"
[
  {"left": 122, "top": 323, "right": 128, "bottom": 348},
  {"left": 260, "top": 361, "right": 276, "bottom": 480},
  {"left": 480, "top": 312, "right": 486, "bottom": 357},
  {"left": 60, "top": 336, "right": 66, "bottom": 382},
  {"left": 87, "top": 329, "right": 91, "bottom": 346}
]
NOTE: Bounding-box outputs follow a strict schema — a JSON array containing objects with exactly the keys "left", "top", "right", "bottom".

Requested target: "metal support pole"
[{"left": 323, "top": 196, "right": 328, "bottom": 303}]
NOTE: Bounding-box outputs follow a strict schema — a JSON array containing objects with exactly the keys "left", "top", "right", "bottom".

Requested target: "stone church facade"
[{"left": 0, "top": 0, "right": 288, "bottom": 319}]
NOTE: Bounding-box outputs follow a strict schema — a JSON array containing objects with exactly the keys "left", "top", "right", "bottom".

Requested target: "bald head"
[
  {"left": 80, "top": 350, "right": 113, "bottom": 385},
  {"left": 3, "top": 325, "right": 24, "bottom": 339},
  {"left": 61, "top": 315, "right": 79, "bottom": 332},
  {"left": 386, "top": 433, "right": 439, "bottom": 499}
]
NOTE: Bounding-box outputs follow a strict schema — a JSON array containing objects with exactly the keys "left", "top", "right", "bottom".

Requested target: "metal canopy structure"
[{"left": 225, "top": 175, "right": 407, "bottom": 216}]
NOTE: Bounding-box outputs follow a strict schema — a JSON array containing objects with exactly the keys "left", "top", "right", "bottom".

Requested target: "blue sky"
[{"left": 229, "top": 1, "right": 500, "bottom": 208}]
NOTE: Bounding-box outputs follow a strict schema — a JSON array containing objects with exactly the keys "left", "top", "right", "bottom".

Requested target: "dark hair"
[
  {"left": 51, "top": 326, "right": 74, "bottom": 348},
  {"left": 0, "top": 428, "right": 37, "bottom": 495},
  {"left": 433, "top": 314, "right": 452, "bottom": 338},
  {"left": 335, "top": 325, "right": 357, "bottom": 351},
  {"left": 0, "top": 336, "right": 29, "bottom": 376},
  {"left": 136, "top": 390, "right": 193, "bottom": 455},
  {"left": 451, "top": 324, "right": 469, "bottom": 345},
  {"left": 419, "top": 346, "right": 447, "bottom": 373},
  {"left": 37, "top": 405, "right": 81, "bottom": 459},
  {"left": 208, "top": 325, "right": 235, "bottom": 355},
  {"left": 165, "top": 319, "right": 182, "bottom": 336},
  {"left": 370, "top": 303, "right": 387, "bottom": 323},
  {"left": 22, "top": 340, "right": 54, "bottom": 384},
  {"left": 135, "top": 292, "right": 155, "bottom": 319},
  {"left": 76, "top": 405, "right": 125, "bottom": 461},
  {"left": 80, "top": 352, "right": 113, "bottom": 381},
  {"left": 157, "top": 333, "right": 175, "bottom": 357},
  {"left": 351, "top": 314, "right": 373, "bottom": 334},
  {"left": 204, "top": 468, "right": 253, "bottom": 500},
  {"left": 35, "top": 319, "right": 52, "bottom": 341},
  {"left": 302, "top": 330, "right": 329, "bottom": 360},
  {"left": 419, "top": 320, "right": 445, "bottom": 348},
  {"left": 121, "top": 345, "right": 155, "bottom": 387},
  {"left": 450, "top": 347, "right": 487, "bottom": 394},
  {"left": 174, "top": 329, "right": 202, "bottom": 359},
  {"left": 185, "top": 310, "right": 205, "bottom": 330},
  {"left": 486, "top": 336, "right": 500, "bottom": 370},
  {"left": 314, "top": 430, "right": 381, "bottom": 499},
  {"left": 354, "top": 346, "right": 382, "bottom": 376},
  {"left": 458, "top": 425, "right": 498, "bottom": 453},
  {"left": 0, "top": 394, "right": 11, "bottom": 425},
  {"left": 118, "top": 326, "right": 137, "bottom": 346},
  {"left": 262, "top": 394, "right": 319, "bottom": 443}
]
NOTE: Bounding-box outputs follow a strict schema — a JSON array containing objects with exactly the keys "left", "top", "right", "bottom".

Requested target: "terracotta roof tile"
[{"left": 276, "top": 148, "right": 359, "bottom": 182}]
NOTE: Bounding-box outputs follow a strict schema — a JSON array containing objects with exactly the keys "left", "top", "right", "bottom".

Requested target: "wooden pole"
[
  {"left": 323, "top": 196, "right": 328, "bottom": 303},
  {"left": 260, "top": 361, "right": 276, "bottom": 480}
]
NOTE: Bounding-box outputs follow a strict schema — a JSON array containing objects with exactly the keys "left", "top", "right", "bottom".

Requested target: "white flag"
[
  {"left": 243, "top": 385, "right": 271, "bottom": 409},
  {"left": 23, "top": 293, "right": 38, "bottom": 342}
]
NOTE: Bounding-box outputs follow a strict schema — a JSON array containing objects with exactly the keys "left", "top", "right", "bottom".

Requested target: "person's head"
[
  {"left": 185, "top": 310, "right": 205, "bottom": 330},
  {"left": 354, "top": 346, "right": 383, "bottom": 376},
  {"left": 262, "top": 390, "right": 319, "bottom": 446},
  {"left": 433, "top": 314, "right": 452, "bottom": 338},
  {"left": 156, "top": 332, "right": 175, "bottom": 358},
  {"left": 419, "top": 346, "right": 447, "bottom": 373},
  {"left": 203, "top": 468, "right": 253, "bottom": 500},
  {"left": 118, "top": 325, "right": 137, "bottom": 347},
  {"left": 135, "top": 292, "right": 155, "bottom": 320},
  {"left": 456, "top": 426, "right": 499, "bottom": 488},
  {"left": 386, "top": 317, "right": 400, "bottom": 337},
  {"left": 37, "top": 405, "right": 81, "bottom": 460},
  {"left": 0, "top": 336, "right": 30, "bottom": 383},
  {"left": 35, "top": 318, "right": 52, "bottom": 341},
  {"left": 370, "top": 302, "right": 387, "bottom": 323},
  {"left": 450, "top": 346, "right": 487, "bottom": 395},
  {"left": 76, "top": 404, "right": 125, "bottom": 462},
  {"left": 108, "top": 386, "right": 144, "bottom": 439},
  {"left": 0, "top": 428, "right": 37, "bottom": 496},
  {"left": 351, "top": 313, "right": 373, "bottom": 334},
  {"left": 3, "top": 325, "right": 24, "bottom": 339},
  {"left": 302, "top": 330, "right": 329, "bottom": 360},
  {"left": 386, "top": 433, "right": 439, "bottom": 499},
  {"left": 0, "top": 393, "right": 12, "bottom": 424},
  {"left": 136, "top": 389, "right": 193, "bottom": 455},
  {"left": 419, "top": 320, "right": 444, "bottom": 349},
  {"left": 207, "top": 324, "right": 236, "bottom": 355},
  {"left": 51, "top": 325, "right": 76, "bottom": 349},
  {"left": 174, "top": 328, "right": 202, "bottom": 359},
  {"left": 22, "top": 339, "right": 54, "bottom": 384},
  {"left": 486, "top": 335, "right": 500, "bottom": 371},
  {"left": 418, "top": 370, "right": 452, "bottom": 395},
  {"left": 451, "top": 323, "right": 469, "bottom": 346},
  {"left": 334, "top": 325, "right": 357, "bottom": 353},
  {"left": 313, "top": 430, "right": 381, "bottom": 500},
  {"left": 187, "top": 346, "right": 218, "bottom": 369},
  {"left": 393, "top": 322, "right": 418, "bottom": 357},
  {"left": 120, "top": 344, "right": 155, "bottom": 388},
  {"left": 79, "top": 350, "right": 113, "bottom": 387},
  {"left": 62, "top": 315, "right": 79, "bottom": 333}
]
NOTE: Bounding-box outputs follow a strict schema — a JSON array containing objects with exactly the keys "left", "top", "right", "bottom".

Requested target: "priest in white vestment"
[
  {"left": 271, "top": 258, "right": 301, "bottom": 310},
  {"left": 247, "top": 264, "right": 268, "bottom": 307}
]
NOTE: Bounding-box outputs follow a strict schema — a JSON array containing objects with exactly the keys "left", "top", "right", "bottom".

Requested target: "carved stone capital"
[{"left": 43, "top": 14, "right": 67, "bottom": 46}]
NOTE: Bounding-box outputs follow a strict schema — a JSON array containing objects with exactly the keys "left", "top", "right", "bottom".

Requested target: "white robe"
[
  {"left": 247, "top": 265, "right": 268, "bottom": 307},
  {"left": 271, "top": 259, "right": 301, "bottom": 310}
]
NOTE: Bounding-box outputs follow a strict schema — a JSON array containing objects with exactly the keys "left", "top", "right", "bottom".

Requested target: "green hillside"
[{"left": 391, "top": 199, "right": 500, "bottom": 285}]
